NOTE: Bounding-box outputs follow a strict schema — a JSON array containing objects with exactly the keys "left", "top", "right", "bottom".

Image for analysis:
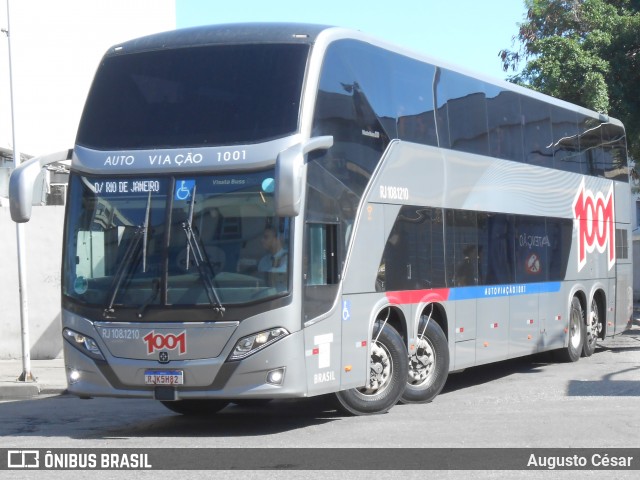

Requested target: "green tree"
[{"left": 501, "top": 0, "right": 640, "bottom": 167}]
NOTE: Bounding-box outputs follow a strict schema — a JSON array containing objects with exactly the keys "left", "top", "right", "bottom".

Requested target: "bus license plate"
[{"left": 144, "top": 370, "right": 184, "bottom": 385}]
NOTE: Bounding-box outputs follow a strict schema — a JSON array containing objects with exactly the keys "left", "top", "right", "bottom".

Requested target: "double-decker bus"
[{"left": 10, "top": 23, "right": 633, "bottom": 416}]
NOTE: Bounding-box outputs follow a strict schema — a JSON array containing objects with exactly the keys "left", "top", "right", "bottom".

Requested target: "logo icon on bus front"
[
  {"left": 573, "top": 179, "right": 615, "bottom": 272},
  {"left": 143, "top": 331, "right": 187, "bottom": 356}
]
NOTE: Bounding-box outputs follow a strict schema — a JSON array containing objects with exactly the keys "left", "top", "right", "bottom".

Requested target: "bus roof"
[
  {"left": 106, "top": 23, "right": 332, "bottom": 56},
  {"left": 104, "top": 22, "right": 623, "bottom": 128}
]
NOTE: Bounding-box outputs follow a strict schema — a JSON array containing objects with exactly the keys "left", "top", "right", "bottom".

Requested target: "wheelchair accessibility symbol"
[
  {"left": 342, "top": 300, "right": 351, "bottom": 321},
  {"left": 175, "top": 180, "right": 195, "bottom": 201}
]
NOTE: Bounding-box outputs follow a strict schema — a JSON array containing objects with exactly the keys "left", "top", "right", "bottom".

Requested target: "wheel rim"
[
  {"left": 357, "top": 340, "right": 393, "bottom": 396},
  {"left": 408, "top": 335, "right": 435, "bottom": 386},
  {"left": 570, "top": 303, "right": 582, "bottom": 349},
  {"left": 586, "top": 299, "right": 599, "bottom": 346}
]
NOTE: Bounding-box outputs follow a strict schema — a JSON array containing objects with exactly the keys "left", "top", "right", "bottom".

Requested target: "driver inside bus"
[{"left": 258, "top": 227, "right": 288, "bottom": 289}]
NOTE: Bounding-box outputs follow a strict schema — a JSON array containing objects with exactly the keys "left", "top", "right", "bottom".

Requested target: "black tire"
[
  {"left": 557, "top": 296, "right": 585, "bottom": 362},
  {"left": 583, "top": 297, "right": 600, "bottom": 357},
  {"left": 334, "top": 322, "right": 408, "bottom": 415},
  {"left": 160, "top": 399, "right": 229, "bottom": 416},
  {"left": 400, "top": 316, "right": 449, "bottom": 404}
]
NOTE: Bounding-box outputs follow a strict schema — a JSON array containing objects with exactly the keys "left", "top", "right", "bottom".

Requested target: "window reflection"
[{"left": 377, "top": 206, "right": 573, "bottom": 292}]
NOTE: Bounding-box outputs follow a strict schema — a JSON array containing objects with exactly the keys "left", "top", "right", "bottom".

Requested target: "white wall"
[
  {"left": 0, "top": 206, "right": 65, "bottom": 359},
  {"left": 0, "top": 0, "right": 176, "bottom": 157}
]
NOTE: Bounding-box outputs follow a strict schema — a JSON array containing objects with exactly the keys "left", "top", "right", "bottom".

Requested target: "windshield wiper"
[
  {"left": 104, "top": 192, "right": 152, "bottom": 318},
  {"left": 137, "top": 278, "right": 160, "bottom": 319},
  {"left": 103, "top": 226, "right": 144, "bottom": 318},
  {"left": 182, "top": 185, "right": 225, "bottom": 315}
]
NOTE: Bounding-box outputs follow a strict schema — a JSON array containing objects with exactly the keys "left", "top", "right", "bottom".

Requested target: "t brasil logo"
[{"left": 573, "top": 179, "right": 615, "bottom": 272}]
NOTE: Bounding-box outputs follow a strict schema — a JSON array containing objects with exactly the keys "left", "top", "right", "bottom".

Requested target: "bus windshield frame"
[{"left": 62, "top": 170, "right": 291, "bottom": 315}]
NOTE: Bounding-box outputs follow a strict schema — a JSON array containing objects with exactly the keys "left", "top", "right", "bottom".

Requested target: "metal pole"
[{"left": 3, "top": 0, "right": 33, "bottom": 382}]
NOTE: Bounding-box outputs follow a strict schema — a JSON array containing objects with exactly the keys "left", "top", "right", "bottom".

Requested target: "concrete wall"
[{"left": 0, "top": 206, "right": 65, "bottom": 359}]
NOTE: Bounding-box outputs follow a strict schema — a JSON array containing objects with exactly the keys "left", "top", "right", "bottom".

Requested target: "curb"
[
  {"left": 0, "top": 359, "right": 68, "bottom": 401},
  {"left": 0, "top": 382, "right": 41, "bottom": 400},
  {"left": 0, "top": 382, "right": 68, "bottom": 401}
]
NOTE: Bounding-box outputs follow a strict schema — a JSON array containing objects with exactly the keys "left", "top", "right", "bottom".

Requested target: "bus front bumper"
[{"left": 63, "top": 329, "right": 308, "bottom": 400}]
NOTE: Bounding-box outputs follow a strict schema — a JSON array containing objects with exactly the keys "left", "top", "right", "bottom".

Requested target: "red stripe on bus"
[{"left": 385, "top": 289, "right": 450, "bottom": 305}]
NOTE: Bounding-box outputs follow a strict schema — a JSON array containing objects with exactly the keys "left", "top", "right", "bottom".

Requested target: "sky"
[{"left": 176, "top": 0, "right": 527, "bottom": 82}]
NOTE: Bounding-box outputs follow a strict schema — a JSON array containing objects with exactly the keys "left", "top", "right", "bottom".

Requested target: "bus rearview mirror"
[
  {"left": 9, "top": 150, "right": 73, "bottom": 223},
  {"left": 275, "top": 136, "right": 333, "bottom": 217}
]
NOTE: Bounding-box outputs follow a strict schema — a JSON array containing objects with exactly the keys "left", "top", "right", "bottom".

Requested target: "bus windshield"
[
  {"left": 75, "top": 43, "right": 310, "bottom": 149},
  {"left": 63, "top": 170, "right": 290, "bottom": 311}
]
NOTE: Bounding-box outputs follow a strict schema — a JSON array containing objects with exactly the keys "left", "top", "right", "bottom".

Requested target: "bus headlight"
[
  {"left": 63, "top": 328, "right": 104, "bottom": 360},
  {"left": 228, "top": 328, "right": 289, "bottom": 361}
]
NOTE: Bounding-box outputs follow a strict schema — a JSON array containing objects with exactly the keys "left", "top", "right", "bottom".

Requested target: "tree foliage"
[{"left": 500, "top": 0, "right": 640, "bottom": 165}]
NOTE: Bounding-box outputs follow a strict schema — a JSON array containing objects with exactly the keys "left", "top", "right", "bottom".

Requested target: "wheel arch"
[
  {"left": 416, "top": 302, "right": 449, "bottom": 342},
  {"left": 570, "top": 288, "right": 588, "bottom": 318},
  {"left": 373, "top": 304, "right": 408, "bottom": 348}
]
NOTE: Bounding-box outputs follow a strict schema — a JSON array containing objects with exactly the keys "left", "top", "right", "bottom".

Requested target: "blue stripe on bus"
[{"left": 448, "top": 282, "right": 562, "bottom": 301}]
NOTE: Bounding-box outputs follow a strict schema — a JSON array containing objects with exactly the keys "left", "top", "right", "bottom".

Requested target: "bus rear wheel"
[
  {"left": 583, "top": 297, "right": 601, "bottom": 357},
  {"left": 160, "top": 399, "right": 229, "bottom": 416},
  {"left": 557, "top": 296, "right": 585, "bottom": 362},
  {"left": 334, "top": 322, "right": 408, "bottom": 415},
  {"left": 400, "top": 315, "right": 449, "bottom": 404}
]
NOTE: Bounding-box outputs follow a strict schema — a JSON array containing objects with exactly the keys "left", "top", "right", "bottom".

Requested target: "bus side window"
[
  {"left": 305, "top": 223, "right": 339, "bottom": 286},
  {"left": 303, "top": 223, "right": 340, "bottom": 322}
]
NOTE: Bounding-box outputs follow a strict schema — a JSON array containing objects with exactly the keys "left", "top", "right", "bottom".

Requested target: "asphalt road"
[{"left": 2, "top": 326, "right": 639, "bottom": 479}]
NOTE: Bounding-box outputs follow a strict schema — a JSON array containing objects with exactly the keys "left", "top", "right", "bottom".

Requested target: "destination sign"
[{"left": 92, "top": 180, "right": 162, "bottom": 195}]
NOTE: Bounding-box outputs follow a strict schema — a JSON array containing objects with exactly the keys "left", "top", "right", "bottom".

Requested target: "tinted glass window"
[
  {"left": 77, "top": 44, "right": 310, "bottom": 149},
  {"left": 521, "top": 97, "right": 553, "bottom": 168},
  {"left": 514, "top": 216, "right": 549, "bottom": 282},
  {"left": 578, "top": 114, "right": 603, "bottom": 176},
  {"left": 547, "top": 217, "right": 573, "bottom": 281},
  {"left": 551, "top": 107, "right": 582, "bottom": 173},
  {"left": 486, "top": 88, "right": 524, "bottom": 162},
  {"left": 392, "top": 56, "right": 437, "bottom": 146},
  {"left": 435, "top": 69, "right": 489, "bottom": 155},
  {"left": 379, "top": 207, "right": 573, "bottom": 292},
  {"left": 314, "top": 40, "right": 395, "bottom": 144},
  {"left": 446, "top": 210, "right": 479, "bottom": 286},
  {"left": 377, "top": 206, "right": 446, "bottom": 291},
  {"left": 303, "top": 222, "right": 340, "bottom": 321},
  {"left": 601, "top": 123, "right": 629, "bottom": 181},
  {"left": 433, "top": 68, "right": 451, "bottom": 149},
  {"left": 615, "top": 228, "right": 629, "bottom": 260},
  {"left": 482, "top": 213, "right": 515, "bottom": 285}
]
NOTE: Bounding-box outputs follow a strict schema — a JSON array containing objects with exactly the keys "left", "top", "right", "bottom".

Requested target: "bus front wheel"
[
  {"left": 400, "top": 315, "right": 449, "bottom": 404},
  {"left": 334, "top": 322, "right": 408, "bottom": 415}
]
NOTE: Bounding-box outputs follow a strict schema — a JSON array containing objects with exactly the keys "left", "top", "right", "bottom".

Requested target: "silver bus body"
[{"left": 10, "top": 23, "right": 633, "bottom": 414}]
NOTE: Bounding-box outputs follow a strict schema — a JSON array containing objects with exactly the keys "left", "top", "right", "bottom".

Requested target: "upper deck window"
[{"left": 76, "top": 43, "right": 310, "bottom": 150}]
